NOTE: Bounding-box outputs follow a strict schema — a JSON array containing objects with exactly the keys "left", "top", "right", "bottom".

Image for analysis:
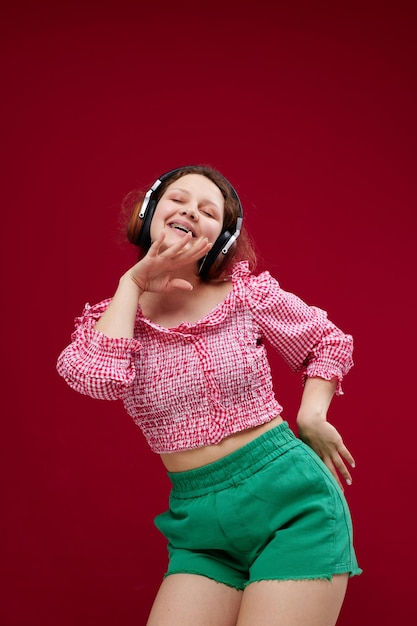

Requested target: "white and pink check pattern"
[{"left": 57, "top": 262, "right": 353, "bottom": 453}]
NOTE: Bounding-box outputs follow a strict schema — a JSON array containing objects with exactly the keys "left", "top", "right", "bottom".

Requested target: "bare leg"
[
  {"left": 146, "top": 573, "right": 243, "bottom": 626},
  {"left": 237, "top": 574, "right": 349, "bottom": 626}
]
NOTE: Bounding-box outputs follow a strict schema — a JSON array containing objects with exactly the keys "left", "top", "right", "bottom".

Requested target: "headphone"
[{"left": 134, "top": 166, "right": 243, "bottom": 278}]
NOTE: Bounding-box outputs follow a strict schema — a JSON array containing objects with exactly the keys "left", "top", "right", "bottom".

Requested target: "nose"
[{"left": 181, "top": 205, "right": 198, "bottom": 220}]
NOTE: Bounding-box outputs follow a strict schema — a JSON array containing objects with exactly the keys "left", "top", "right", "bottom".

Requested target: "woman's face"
[{"left": 149, "top": 174, "right": 225, "bottom": 249}]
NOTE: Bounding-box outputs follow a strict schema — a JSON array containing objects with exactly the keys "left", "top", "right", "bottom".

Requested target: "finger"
[
  {"left": 148, "top": 231, "right": 167, "bottom": 256},
  {"left": 331, "top": 452, "right": 353, "bottom": 486},
  {"left": 186, "top": 239, "right": 212, "bottom": 261},
  {"left": 157, "top": 231, "right": 196, "bottom": 258},
  {"left": 167, "top": 278, "right": 194, "bottom": 292},
  {"left": 338, "top": 442, "right": 356, "bottom": 469},
  {"left": 176, "top": 235, "right": 211, "bottom": 257},
  {"left": 323, "top": 456, "right": 345, "bottom": 491},
  {"left": 167, "top": 236, "right": 212, "bottom": 262}
]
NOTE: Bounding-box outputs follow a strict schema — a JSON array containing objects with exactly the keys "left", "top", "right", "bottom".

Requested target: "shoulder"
[
  {"left": 73, "top": 298, "right": 112, "bottom": 329},
  {"left": 230, "top": 261, "right": 281, "bottom": 305}
]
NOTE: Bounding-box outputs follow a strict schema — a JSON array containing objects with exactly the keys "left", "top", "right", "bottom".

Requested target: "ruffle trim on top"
[{"left": 74, "top": 302, "right": 141, "bottom": 354}]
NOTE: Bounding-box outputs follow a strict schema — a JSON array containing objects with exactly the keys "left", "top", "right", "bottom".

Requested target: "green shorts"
[{"left": 154, "top": 421, "right": 362, "bottom": 590}]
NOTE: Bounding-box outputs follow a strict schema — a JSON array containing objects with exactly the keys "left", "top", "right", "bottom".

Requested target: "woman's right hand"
[
  {"left": 94, "top": 231, "right": 212, "bottom": 338},
  {"left": 127, "top": 230, "right": 212, "bottom": 294}
]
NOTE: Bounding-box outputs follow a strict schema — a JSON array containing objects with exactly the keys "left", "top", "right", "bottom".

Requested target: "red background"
[{"left": 1, "top": 1, "right": 416, "bottom": 624}]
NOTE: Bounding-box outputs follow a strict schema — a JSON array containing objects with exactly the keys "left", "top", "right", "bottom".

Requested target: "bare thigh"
[
  {"left": 146, "top": 573, "right": 243, "bottom": 626},
  {"left": 236, "top": 574, "right": 349, "bottom": 626}
]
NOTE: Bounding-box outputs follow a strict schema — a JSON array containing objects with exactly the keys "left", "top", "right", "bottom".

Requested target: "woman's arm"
[
  {"left": 94, "top": 230, "right": 212, "bottom": 338},
  {"left": 94, "top": 273, "right": 143, "bottom": 338},
  {"left": 247, "top": 271, "right": 354, "bottom": 395},
  {"left": 296, "top": 376, "right": 356, "bottom": 489},
  {"left": 56, "top": 299, "right": 141, "bottom": 400},
  {"left": 57, "top": 231, "right": 213, "bottom": 398}
]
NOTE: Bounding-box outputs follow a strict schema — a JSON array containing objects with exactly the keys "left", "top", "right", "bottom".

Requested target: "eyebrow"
[{"left": 168, "top": 187, "right": 222, "bottom": 212}]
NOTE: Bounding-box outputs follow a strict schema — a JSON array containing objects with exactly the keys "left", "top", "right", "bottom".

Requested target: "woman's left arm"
[
  {"left": 296, "top": 376, "right": 356, "bottom": 489},
  {"left": 246, "top": 270, "right": 356, "bottom": 487}
]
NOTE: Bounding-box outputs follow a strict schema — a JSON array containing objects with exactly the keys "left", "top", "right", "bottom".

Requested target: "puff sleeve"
[
  {"left": 245, "top": 270, "right": 354, "bottom": 394},
  {"left": 56, "top": 300, "right": 142, "bottom": 400}
]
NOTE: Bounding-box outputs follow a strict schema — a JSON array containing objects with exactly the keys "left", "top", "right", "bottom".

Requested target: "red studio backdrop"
[{"left": 1, "top": 1, "right": 416, "bottom": 624}]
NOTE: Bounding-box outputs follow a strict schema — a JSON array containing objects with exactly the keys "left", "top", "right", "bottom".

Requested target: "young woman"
[{"left": 57, "top": 165, "right": 361, "bottom": 625}]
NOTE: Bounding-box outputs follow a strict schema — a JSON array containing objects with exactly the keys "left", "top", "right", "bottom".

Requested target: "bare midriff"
[{"left": 160, "top": 415, "right": 285, "bottom": 472}]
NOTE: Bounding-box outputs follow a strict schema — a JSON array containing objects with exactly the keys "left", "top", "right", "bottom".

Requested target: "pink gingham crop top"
[{"left": 56, "top": 262, "right": 354, "bottom": 453}]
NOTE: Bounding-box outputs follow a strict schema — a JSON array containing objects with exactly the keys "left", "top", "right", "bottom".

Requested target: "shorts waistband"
[{"left": 167, "top": 421, "right": 299, "bottom": 497}]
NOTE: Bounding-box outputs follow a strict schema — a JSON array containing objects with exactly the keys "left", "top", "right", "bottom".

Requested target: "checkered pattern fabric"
[{"left": 57, "top": 262, "right": 353, "bottom": 453}]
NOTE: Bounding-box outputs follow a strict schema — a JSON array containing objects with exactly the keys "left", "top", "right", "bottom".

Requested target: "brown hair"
[{"left": 123, "top": 165, "right": 258, "bottom": 280}]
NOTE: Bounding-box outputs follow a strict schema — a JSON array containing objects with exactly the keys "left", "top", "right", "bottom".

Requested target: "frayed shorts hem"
[
  {"left": 163, "top": 570, "right": 244, "bottom": 591},
  {"left": 163, "top": 568, "right": 361, "bottom": 592}
]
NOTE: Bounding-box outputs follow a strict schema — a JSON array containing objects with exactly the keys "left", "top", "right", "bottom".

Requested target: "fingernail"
[
  {"left": 346, "top": 479, "right": 352, "bottom": 486},
  {"left": 351, "top": 462, "right": 356, "bottom": 468}
]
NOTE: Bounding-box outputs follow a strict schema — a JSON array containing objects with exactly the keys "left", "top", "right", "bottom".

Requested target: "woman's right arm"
[
  {"left": 56, "top": 259, "right": 148, "bottom": 400},
  {"left": 56, "top": 264, "right": 146, "bottom": 400},
  {"left": 57, "top": 231, "right": 212, "bottom": 399},
  {"left": 56, "top": 297, "right": 141, "bottom": 401},
  {"left": 93, "top": 273, "right": 143, "bottom": 338},
  {"left": 94, "top": 229, "right": 211, "bottom": 337},
  {"left": 94, "top": 229, "right": 214, "bottom": 339}
]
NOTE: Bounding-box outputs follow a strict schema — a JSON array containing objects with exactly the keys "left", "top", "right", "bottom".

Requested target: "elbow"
[{"left": 56, "top": 354, "right": 131, "bottom": 402}]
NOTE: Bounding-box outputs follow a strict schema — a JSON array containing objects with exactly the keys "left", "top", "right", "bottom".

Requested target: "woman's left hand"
[{"left": 297, "top": 416, "right": 355, "bottom": 490}]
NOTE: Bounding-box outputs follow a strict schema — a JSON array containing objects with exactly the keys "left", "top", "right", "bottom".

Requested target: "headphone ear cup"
[
  {"left": 135, "top": 199, "right": 157, "bottom": 249},
  {"left": 198, "top": 230, "right": 232, "bottom": 277}
]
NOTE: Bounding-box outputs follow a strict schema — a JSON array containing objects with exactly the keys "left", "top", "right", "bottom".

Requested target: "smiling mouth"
[{"left": 168, "top": 223, "right": 195, "bottom": 237}]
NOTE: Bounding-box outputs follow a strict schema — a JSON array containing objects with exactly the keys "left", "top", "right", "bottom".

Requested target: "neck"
[
  {"left": 141, "top": 267, "right": 203, "bottom": 310},
  {"left": 139, "top": 274, "right": 232, "bottom": 328}
]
